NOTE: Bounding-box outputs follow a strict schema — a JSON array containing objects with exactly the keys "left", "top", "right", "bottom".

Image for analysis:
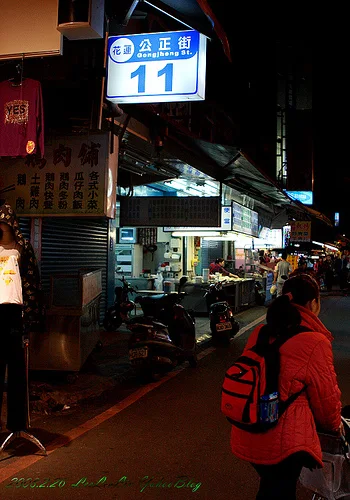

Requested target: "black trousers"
[
  {"left": 251, "top": 452, "right": 317, "bottom": 500},
  {"left": 339, "top": 270, "right": 349, "bottom": 290},
  {"left": 324, "top": 270, "right": 333, "bottom": 292},
  {"left": 0, "top": 304, "right": 28, "bottom": 432}
]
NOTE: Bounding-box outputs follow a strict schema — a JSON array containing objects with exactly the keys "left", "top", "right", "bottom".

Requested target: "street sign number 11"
[
  {"left": 131, "top": 63, "right": 174, "bottom": 93},
  {"left": 107, "top": 30, "right": 207, "bottom": 104}
]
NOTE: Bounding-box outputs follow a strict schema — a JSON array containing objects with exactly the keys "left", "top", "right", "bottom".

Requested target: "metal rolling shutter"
[
  {"left": 18, "top": 217, "right": 32, "bottom": 242},
  {"left": 40, "top": 218, "right": 108, "bottom": 323}
]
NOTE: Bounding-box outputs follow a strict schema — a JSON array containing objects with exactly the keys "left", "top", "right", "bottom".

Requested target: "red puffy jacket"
[{"left": 229, "top": 304, "right": 342, "bottom": 466}]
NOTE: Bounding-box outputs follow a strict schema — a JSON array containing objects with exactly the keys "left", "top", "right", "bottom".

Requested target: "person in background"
[
  {"left": 264, "top": 252, "right": 272, "bottom": 263},
  {"left": 228, "top": 273, "right": 342, "bottom": 500},
  {"left": 333, "top": 254, "right": 342, "bottom": 287},
  {"left": 258, "top": 250, "right": 266, "bottom": 264},
  {"left": 298, "top": 257, "right": 308, "bottom": 271},
  {"left": 322, "top": 254, "right": 334, "bottom": 293},
  {"left": 314, "top": 257, "right": 323, "bottom": 275},
  {"left": 272, "top": 251, "right": 292, "bottom": 297},
  {"left": 339, "top": 251, "right": 349, "bottom": 292},
  {"left": 209, "top": 258, "right": 239, "bottom": 278},
  {"left": 237, "top": 265, "right": 245, "bottom": 277}
]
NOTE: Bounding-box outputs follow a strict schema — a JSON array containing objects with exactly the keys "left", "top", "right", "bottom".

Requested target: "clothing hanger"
[{"left": 8, "top": 55, "right": 25, "bottom": 87}]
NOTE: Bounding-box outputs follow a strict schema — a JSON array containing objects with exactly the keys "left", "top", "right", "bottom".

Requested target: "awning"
[
  {"left": 112, "top": 112, "right": 332, "bottom": 226},
  {"left": 115, "top": 0, "right": 231, "bottom": 61},
  {"left": 285, "top": 201, "right": 333, "bottom": 228}
]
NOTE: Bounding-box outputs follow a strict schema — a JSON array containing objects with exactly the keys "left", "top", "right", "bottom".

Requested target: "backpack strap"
[
  {"left": 279, "top": 386, "right": 306, "bottom": 416},
  {"left": 274, "top": 325, "right": 310, "bottom": 416},
  {"left": 273, "top": 325, "right": 311, "bottom": 349},
  {"left": 256, "top": 324, "right": 309, "bottom": 410}
]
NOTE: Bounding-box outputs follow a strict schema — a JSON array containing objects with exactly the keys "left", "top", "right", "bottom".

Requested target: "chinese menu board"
[
  {"left": 232, "top": 201, "right": 259, "bottom": 237},
  {"left": 0, "top": 133, "right": 115, "bottom": 217},
  {"left": 120, "top": 196, "right": 221, "bottom": 227},
  {"left": 290, "top": 221, "right": 311, "bottom": 242}
]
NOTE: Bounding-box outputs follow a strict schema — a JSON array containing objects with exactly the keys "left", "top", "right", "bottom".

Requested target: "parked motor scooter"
[
  {"left": 103, "top": 277, "right": 137, "bottom": 331},
  {"left": 254, "top": 280, "right": 266, "bottom": 305},
  {"left": 127, "top": 290, "right": 197, "bottom": 380},
  {"left": 204, "top": 280, "right": 240, "bottom": 344}
]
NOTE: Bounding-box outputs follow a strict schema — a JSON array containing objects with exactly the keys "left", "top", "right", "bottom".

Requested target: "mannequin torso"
[{"left": 0, "top": 223, "right": 22, "bottom": 304}]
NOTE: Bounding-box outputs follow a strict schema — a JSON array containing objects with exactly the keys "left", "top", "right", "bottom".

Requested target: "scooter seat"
[
  {"left": 136, "top": 294, "right": 165, "bottom": 302},
  {"left": 152, "top": 320, "right": 167, "bottom": 330},
  {"left": 210, "top": 301, "right": 229, "bottom": 313}
]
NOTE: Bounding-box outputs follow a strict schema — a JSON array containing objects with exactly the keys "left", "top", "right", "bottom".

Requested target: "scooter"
[
  {"left": 127, "top": 290, "right": 197, "bottom": 380},
  {"left": 254, "top": 280, "right": 266, "bottom": 305},
  {"left": 204, "top": 280, "right": 240, "bottom": 344},
  {"left": 103, "top": 277, "right": 137, "bottom": 331}
]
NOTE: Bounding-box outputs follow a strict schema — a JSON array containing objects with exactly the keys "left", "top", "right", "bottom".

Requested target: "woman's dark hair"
[
  {"left": 215, "top": 258, "right": 224, "bottom": 264},
  {"left": 266, "top": 273, "right": 320, "bottom": 335},
  {"left": 178, "top": 276, "right": 188, "bottom": 292}
]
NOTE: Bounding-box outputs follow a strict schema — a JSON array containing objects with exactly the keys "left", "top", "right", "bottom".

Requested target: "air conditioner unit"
[{"left": 57, "top": 0, "right": 104, "bottom": 40}]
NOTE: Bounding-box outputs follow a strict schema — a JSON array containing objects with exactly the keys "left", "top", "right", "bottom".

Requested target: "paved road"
[{"left": 0, "top": 295, "right": 348, "bottom": 499}]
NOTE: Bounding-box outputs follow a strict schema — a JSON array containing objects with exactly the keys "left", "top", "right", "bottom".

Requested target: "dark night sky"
[{"left": 205, "top": 8, "right": 348, "bottom": 234}]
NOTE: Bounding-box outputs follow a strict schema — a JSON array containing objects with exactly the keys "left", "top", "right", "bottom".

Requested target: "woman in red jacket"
[{"left": 229, "top": 273, "right": 342, "bottom": 500}]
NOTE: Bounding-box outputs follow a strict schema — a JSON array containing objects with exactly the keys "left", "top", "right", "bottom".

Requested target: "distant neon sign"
[
  {"left": 285, "top": 190, "right": 313, "bottom": 205},
  {"left": 335, "top": 212, "right": 339, "bottom": 226}
]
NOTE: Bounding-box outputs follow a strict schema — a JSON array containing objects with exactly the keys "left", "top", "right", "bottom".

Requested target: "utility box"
[
  {"left": 57, "top": 0, "right": 104, "bottom": 40},
  {"left": 29, "top": 268, "right": 102, "bottom": 373}
]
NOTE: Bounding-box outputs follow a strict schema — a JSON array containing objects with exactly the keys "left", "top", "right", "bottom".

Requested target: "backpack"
[{"left": 221, "top": 325, "right": 307, "bottom": 433}]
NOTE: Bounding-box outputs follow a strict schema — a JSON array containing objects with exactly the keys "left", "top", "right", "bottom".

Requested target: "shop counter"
[
  {"left": 179, "top": 278, "right": 256, "bottom": 316},
  {"left": 178, "top": 281, "right": 208, "bottom": 315},
  {"left": 29, "top": 269, "right": 102, "bottom": 373},
  {"left": 124, "top": 277, "right": 155, "bottom": 300}
]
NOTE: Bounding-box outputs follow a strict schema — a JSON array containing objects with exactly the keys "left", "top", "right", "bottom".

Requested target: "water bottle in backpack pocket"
[{"left": 259, "top": 392, "right": 279, "bottom": 424}]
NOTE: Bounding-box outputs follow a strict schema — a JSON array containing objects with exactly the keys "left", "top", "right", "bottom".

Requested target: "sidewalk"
[{"left": 27, "top": 305, "right": 267, "bottom": 415}]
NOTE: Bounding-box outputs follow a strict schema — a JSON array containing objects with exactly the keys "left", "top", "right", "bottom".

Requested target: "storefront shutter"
[
  {"left": 40, "top": 217, "right": 108, "bottom": 323},
  {"left": 18, "top": 217, "right": 32, "bottom": 242}
]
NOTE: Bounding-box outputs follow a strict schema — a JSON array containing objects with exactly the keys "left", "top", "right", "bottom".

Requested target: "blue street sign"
[{"left": 106, "top": 30, "right": 207, "bottom": 104}]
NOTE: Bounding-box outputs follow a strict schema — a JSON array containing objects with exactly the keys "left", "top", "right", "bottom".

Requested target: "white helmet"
[{"left": 270, "top": 284, "right": 277, "bottom": 296}]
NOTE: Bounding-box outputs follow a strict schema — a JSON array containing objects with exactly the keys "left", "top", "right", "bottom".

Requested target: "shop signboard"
[
  {"left": 106, "top": 30, "right": 206, "bottom": 104},
  {"left": 290, "top": 221, "right": 311, "bottom": 242},
  {"left": 283, "top": 225, "right": 291, "bottom": 247},
  {"left": 120, "top": 196, "right": 220, "bottom": 227},
  {"left": 232, "top": 201, "right": 259, "bottom": 237},
  {"left": 284, "top": 190, "right": 313, "bottom": 205},
  {"left": 0, "top": 133, "right": 117, "bottom": 217},
  {"left": 254, "top": 228, "right": 282, "bottom": 248},
  {"left": 163, "top": 205, "right": 231, "bottom": 231}
]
